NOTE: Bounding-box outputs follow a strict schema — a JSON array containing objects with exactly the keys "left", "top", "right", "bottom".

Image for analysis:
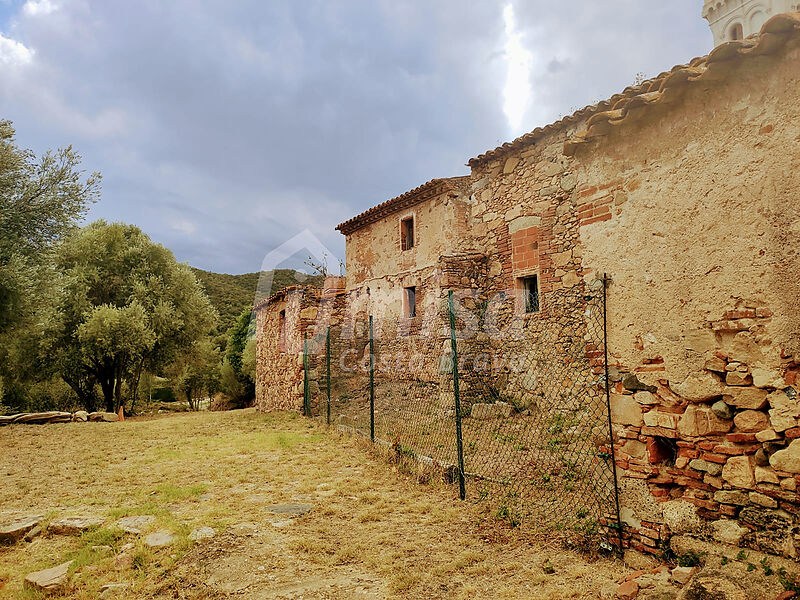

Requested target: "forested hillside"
[{"left": 191, "top": 268, "right": 323, "bottom": 333}]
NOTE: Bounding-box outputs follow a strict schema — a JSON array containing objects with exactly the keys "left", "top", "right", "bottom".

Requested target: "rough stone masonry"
[{"left": 255, "top": 14, "right": 800, "bottom": 561}]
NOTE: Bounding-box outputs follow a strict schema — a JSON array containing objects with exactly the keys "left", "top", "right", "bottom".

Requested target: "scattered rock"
[
  {"left": 49, "top": 516, "right": 104, "bottom": 535},
  {"left": 72, "top": 410, "right": 89, "bottom": 422},
  {"left": 92, "top": 545, "right": 113, "bottom": 554},
  {"left": 115, "top": 515, "right": 155, "bottom": 534},
  {"left": 188, "top": 527, "right": 215, "bottom": 541},
  {"left": 266, "top": 503, "right": 313, "bottom": 516},
  {"left": 114, "top": 544, "right": 135, "bottom": 570},
  {"left": 671, "top": 566, "right": 696, "bottom": 585},
  {"left": 144, "top": 530, "right": 176, "bottom": 547},
  {"left": 24, "top": 525, "right": 43, "bottom": 542},
  {"left": 0, "top": 515, "right": 43, "bottom": 544},
  {"left": 89, "top": 412, "right": 119, "bottom": 422},
  {"left": 711, "top": 401, "right": 733, "bottom": 420},
  {"left": 676, "top": 570, "right": 747, "bottom": 600},
  {"left": 616, "top": 580, "right": 639, "bottom": 600},
  {"left": 23, "top": 561, "right": 73, "bottom": 595}
]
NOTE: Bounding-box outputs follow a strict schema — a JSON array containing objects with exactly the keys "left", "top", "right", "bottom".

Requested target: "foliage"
[
  {"left": 0, "top": 120, "right": 100, "bottom": 413},
  {"left": 219, "top": 309, "right": 256, "bottom": 407},
  {"left": 43, "top": 221, "right": 217, "bottom": 412},
  {"left": 191, "top": 268, "right": 323, "bottom": 335},
  {"left": 170, "top": 338, "right": 220, "bottom": 410}
]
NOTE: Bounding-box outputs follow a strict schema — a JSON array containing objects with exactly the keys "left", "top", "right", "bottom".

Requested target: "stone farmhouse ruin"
[{"left": 255, "top": 7, "right": 800, "bottom": 560}]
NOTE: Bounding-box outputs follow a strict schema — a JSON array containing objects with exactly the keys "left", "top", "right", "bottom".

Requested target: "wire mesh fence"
[{"left": 302, "top": 280, "right": 622, "bottom": 551}]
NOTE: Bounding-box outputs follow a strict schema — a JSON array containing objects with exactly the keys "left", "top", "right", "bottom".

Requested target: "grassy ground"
[{"left": 0, "top": 409, "right": 629, "bottom": 599}]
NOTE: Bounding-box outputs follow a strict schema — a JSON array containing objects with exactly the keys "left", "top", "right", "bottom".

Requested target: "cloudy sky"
[{"left": 0, "top": 0, "right": 711, "bottom": 274}]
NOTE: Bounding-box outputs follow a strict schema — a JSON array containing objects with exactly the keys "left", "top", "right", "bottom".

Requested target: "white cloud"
[
  {"left": 171, "top": 219, "right": 197, "bottom": 236},
  {"left": 22, "top": 0, "right": 57, "bottom": 17},
  {"left": 0, "top": 33, "right": 34, "bottom": 66},
  {"left": 502, "top": 3, "right": 534, "bottom": 135}
]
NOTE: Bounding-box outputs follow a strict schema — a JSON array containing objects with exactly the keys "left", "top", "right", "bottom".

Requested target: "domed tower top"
[{"left": 703, "top": 0, "right": 799, "bottom": 46}]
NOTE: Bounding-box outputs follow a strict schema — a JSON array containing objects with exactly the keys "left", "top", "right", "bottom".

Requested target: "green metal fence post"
[
  {"left": 303, "top": 331, "right": 310, "bottom": 417},
  {"left": 369, "top": 315, "right": 375, "bottom": 442},
  {"left": 448, "top": 290, "right": 467, "bottom": 501},
  {"left": 326, "top": 326, "right": 331, "bottom": 426}
]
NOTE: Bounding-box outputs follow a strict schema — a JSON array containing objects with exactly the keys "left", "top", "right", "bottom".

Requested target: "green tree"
[
  {"left": 44, "top": 221, "right": 217, "bottom": 412},
  {"left": 172, "top": 339, "right": 220, "bottom": 410},
  {"left": 220, "top": 309, "right": 255, "bottom": 407},
  {"left": 0, "top": 120, "right": 100, "bottom": 334}
]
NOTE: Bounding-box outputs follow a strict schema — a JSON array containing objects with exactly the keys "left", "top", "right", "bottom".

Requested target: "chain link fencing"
[{"left": 301, "top": 281, "right": 622, "bottom": 551}]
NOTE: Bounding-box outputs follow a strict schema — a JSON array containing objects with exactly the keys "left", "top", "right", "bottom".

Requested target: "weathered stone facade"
[{"left": 255, "top": 14, "right": 800, "bottom": 559}]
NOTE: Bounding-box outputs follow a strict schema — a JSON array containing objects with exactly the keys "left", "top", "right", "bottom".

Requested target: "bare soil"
[{"left": 0, "top": 409, "right": 629, "bottom": 599}]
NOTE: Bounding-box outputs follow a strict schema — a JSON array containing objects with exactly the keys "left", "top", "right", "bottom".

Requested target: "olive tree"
[{"left": 45, "top": 221, "right": 217, "bottom": 412}]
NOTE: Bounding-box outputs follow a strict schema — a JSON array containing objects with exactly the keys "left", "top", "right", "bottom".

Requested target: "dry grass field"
[{"left": 0, "top": 409, "right": 629, "bottom": 599}]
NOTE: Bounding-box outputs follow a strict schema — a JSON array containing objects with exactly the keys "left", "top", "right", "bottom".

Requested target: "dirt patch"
[{"left": 0, "top": 409, "right": 628, "bottom": 599}]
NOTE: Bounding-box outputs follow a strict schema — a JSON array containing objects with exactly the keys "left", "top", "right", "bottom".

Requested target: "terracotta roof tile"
[
  {"left": 467, "top": 13, "right": 800, "bottom": 166},
  {"left": 335, "top": 176, "right": 470, "bottom": 236}
]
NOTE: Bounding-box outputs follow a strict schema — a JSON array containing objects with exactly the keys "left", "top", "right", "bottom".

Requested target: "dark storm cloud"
[{"left": 0, "top": 1, "right": 711, "bottom": 273}]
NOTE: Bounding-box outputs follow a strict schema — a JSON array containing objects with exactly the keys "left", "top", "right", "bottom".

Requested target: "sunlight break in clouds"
[
  {"left": 502, "top": 3, "right": 534, "bottom": 136},
  {"left": 0, "top": 33, "right": 34, "bottom": 67},
  {"left": 23, "top": 0, "right": 58, "bottom": 17}
]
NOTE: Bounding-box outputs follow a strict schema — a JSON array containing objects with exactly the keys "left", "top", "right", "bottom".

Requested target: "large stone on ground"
[
  {"left": 72, "top": 411, "right": 89, "bottom": 422},
  {"left": 23, "top": 561, "right": 73, "bottom": 595},
  {"left": 0, "top": 514, "right": 43, "bottom": 544},
  {"left": 678, "top": 405, "right": 731, "bottom": 437},
  {"left": 188, "top": 527, "right": 215, "bottom": 541},
  {"left": 722, "top": 455, "right": 755, "bottom": 488},
  {"left": 49, "top": 516, "right": 104, "bottom": 535},
  {"left": 676, "top": 569, "right": 747, "bottom": 600},
  {"left": 732, "top": 410, "right": 769, "bottom": 432},
  {"left": 470, "top": 402, "right": 513, "bottom": 419},
  {"left": 266, "top": 503, "right": 313, "bottom": 516},
  {"left": 115, "top": 515, "right": 155, "bottom": 534},
  {"left": 769, "top": 439, "right": 800, "bottom": 473},
  {"left": 144, "top": 530, "right": 176, "bottom": 547},
  {"left": 89, "top": 412, "right": 119, "bottom": 422},
  {"left": 14, "top": 411, "right": 72, "bottom": 424}
]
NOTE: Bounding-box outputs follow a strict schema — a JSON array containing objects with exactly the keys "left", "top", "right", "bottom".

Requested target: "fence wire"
[{"left": 302, "top": 283, "right": 621, "bottom": 550}]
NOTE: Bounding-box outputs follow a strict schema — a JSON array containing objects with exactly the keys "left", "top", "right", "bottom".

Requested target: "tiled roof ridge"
[
  {"left": 335, "top": 175, "right": 470, "bottom": 235},
  {"left": 467, "top": 12, "right": 800, "bottom": 166},
  {"left": 252, "top": 284, "right": 321, "bottom": 312}
]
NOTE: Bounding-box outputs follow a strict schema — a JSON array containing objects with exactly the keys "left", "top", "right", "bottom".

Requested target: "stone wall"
[
  {"left": 461, "top": 32, "right": 800, "bottom": 557},
  {"left": 255, "top": 17, "right": 800, "bottom": 559}
]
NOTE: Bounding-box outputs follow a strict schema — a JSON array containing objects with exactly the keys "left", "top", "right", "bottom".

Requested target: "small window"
[
  {"left": 520, "top": 276, "right": 540, "bottom": 314},
  {"left": 404, "top": 286, "right": 416, "bottom": 318},
  {"left": 278, "top": 309, "right": 286, "bottom": 341},
  {"left": 401, "top": 217, "right": 414, "bottom": 250},
  {"left": 729, "top": 23, "right": 743, "bottom": 41}
]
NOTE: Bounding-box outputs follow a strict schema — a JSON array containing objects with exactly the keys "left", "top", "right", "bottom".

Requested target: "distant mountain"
[{"left": 191, "top": 268, "right": 324, "bottom": 334}]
